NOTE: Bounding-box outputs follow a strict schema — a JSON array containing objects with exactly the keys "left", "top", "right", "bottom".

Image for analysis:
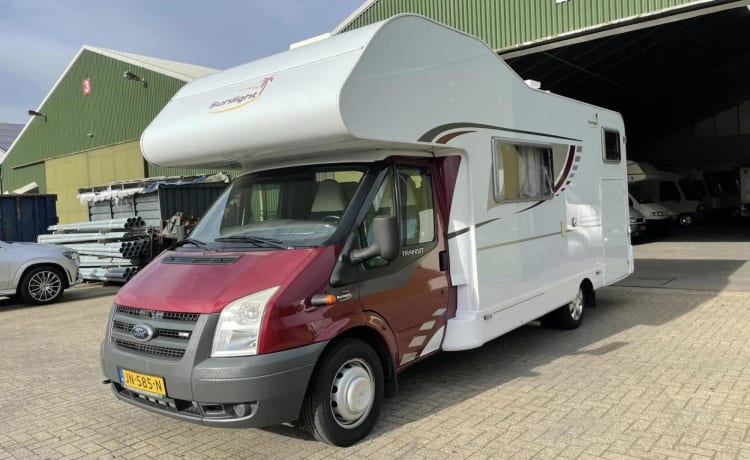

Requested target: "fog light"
[{"left": 233, "top": 403, "right": 253, "bottom": 418}]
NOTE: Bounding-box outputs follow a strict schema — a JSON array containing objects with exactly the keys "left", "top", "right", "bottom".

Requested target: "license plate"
[{"left": 119, "top": 368, "right": 167, "bottom": 397}]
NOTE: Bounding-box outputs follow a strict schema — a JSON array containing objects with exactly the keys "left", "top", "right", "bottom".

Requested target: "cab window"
[{"left": 360, "top": 165, "right": 435, "bottom": 268}]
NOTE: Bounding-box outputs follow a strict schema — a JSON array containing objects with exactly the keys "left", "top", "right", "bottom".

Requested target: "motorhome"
[
  {"left": 628, "top": 191, "right": 671, "bottom": 232},
  {"left": 100, "top": 15, "right": 633, "bottom": 446},
  {"left": 627, "top": 161, "right": 703, "bottom": 226}
]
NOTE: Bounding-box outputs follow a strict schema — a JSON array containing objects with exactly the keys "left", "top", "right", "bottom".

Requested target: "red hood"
[{"left": 115, "top": 248, "right": 319, "bottom": 313}]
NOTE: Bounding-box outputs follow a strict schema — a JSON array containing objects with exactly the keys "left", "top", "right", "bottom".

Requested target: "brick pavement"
[{"left": 1, "top": 283, "right": 749, "bottom": 459}]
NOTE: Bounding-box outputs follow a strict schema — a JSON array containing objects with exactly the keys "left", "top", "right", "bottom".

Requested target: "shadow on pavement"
[{"left": 263, "top": 285, "right": 709, "bottom": 442}]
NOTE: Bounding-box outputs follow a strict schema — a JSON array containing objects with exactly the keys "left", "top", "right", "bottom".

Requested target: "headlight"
[
  {"left": 211, "top": 286, "right": 279, "bottom": 357},
  {"left": 63, "top": 251, "right": 80, "bottom": 266},
  {"left": 629, "top": 217, "right": 637, "bottom": 223}
]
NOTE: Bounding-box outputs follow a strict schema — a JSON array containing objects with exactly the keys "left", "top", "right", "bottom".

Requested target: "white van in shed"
[{"left": 101, "top": 15, "right": 633, "bottom": 446}]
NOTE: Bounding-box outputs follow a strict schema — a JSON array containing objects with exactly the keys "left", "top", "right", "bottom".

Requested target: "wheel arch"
[
  {"left": 580, "top": 277, "right": 596, "bottom": 308},
  {"left": 15, "top": 263, "right": 70, "bottom": 292},
  {"left": 317, "top": 325, "right": 398, "bottom": 398}
]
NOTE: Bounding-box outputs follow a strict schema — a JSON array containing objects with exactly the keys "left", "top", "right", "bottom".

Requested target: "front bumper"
[
  {"left": 100, "top": 311, "right": 328, "bottom": 428},
  {"left": 629, "top": 222, "right": 647, "bottom": 238}
]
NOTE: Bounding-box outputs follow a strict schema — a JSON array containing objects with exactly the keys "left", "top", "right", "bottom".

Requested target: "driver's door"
[{"left": 357, "top": 163, "right": 450, "bottom": 368}]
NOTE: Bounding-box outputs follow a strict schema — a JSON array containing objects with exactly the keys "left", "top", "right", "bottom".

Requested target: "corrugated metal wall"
[
  {"left": 88, "top": 183, "right": 228, "bottom": 228},
  {"left": 45, "top": 142, "right": 146, "bottom": 223},
  {"left": 0, "top": 195, "right": 58, "bottom": 242},
  {"left": 6, "top": 163, "right": 46, "bottom": 193},
  {"left": 340, "top": 0, "right": 716, "bottom": 51},
  {"left": 3, "top": 49, "right": 185, "bottom": 193}
]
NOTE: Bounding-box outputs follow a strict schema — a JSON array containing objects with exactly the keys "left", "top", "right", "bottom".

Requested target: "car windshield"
[
  {"left": 189, "top": 166, "right": 365, "bottom": 250},
  {"left": 630, "top": 191, "right": 653, "bottom": 204}
]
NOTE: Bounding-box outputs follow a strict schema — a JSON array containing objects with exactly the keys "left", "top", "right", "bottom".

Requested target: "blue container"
[{"left": 0, "top": 194, "right": 58, "bottom": 242}]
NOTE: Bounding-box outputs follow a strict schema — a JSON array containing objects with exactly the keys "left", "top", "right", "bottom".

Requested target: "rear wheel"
[
  {"left": 301, "top": 338, "right": 384, "bottom": 446},
  {"left": 19, "top": 266, "right": 65, "bottom": 305},
  {"left": 541, "top": 285, "right": 588, "bottom": 330}
]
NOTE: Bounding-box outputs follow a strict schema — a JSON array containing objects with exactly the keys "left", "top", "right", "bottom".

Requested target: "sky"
[{"left": 0, "top": 0, "right": 361, "bottom": 124}]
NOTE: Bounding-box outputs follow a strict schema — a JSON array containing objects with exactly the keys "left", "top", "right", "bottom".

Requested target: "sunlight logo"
[{"left": 208, "top": 76, "right": 275, "bottom": 114}]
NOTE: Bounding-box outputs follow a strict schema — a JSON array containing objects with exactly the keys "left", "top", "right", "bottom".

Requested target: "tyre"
[
  {"left": 678, "top": 213, "right": 694, "bottom": 226},
  {"left": 19, "top": 266, "right": 65, "bottom": 305},
  {"left": 301, "top": 338, "right": 384, "bottom": 446},
  {"left": 541, "top": 285, "right": 587, "bottom": 330}
]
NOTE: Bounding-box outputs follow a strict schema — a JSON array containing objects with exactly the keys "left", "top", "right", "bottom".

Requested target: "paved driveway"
[{"left": 1, "top": 235, "right": 750, "bottom": 458}]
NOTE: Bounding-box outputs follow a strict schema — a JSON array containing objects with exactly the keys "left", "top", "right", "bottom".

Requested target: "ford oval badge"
[{"left": 131, "top": 324, "right": 155, "bottom": 342}]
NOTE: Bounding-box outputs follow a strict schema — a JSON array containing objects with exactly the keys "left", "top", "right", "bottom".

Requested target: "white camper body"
[{"left": 142, "top": 15, "right": 633, "bottom": 353}]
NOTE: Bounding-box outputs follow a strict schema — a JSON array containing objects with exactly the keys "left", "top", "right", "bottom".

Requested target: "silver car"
[{"left": 0, "top": 241, "right": 82, "bottom": 305}]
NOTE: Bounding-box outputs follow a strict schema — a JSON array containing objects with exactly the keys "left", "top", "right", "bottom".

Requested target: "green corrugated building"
[
  {"left": 334, "top": 0, "right": 745, "bottom": 55},
  {"left": 2, "top": 46, "right": 228, "bottom": 223}
]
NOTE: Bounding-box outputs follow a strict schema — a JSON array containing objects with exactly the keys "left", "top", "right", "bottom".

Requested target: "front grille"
[
  {"left": 110, "top": 304, "right": 200, "bottom": 360},
  {"left": 116, "top": 305, "right": 199, "bottom": 322},
  {"left": 114, "top": 338, "right": 186, "bottom": 359},
  {"left": 113, "top": 320, "right": 191, "bottom": 340}
]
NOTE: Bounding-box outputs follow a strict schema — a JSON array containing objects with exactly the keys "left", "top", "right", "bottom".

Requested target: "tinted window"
[
  {"left": 603, "top": 129, "right": 621, "bottom": 162},
  {"left": 678, "top": 179, "right": 702, "bottom": 201},
  {"left": 659, "top": 181, "right": 681, "bottom": 202}
]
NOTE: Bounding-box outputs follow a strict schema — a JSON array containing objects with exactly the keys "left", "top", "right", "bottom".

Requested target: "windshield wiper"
[
  {"left": 214, "top": 235, "right": 293, "bottom": 250},
  {"left": 171, "top": 238, "right": 212, "bottom": 251}
]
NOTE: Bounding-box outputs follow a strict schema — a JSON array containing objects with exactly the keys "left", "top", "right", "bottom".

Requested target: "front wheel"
[
  {"left": 301, "top": 338, "right": 384, "bottom": 446},
  {"left": 678, "top": 213, "right": 694, "bottom": 226},
  {"left": 19, "top": 266, "right": 65, "bottom": 305}
]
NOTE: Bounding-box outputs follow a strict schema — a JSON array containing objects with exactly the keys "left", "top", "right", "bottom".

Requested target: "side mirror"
[{"left": 349, "top": 215, "right": 401, "bottom": 264}]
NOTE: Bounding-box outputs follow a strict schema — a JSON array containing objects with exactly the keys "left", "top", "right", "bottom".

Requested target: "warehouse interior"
[{"left": 506, "top": 6, "right": 750, "bottom": 171}]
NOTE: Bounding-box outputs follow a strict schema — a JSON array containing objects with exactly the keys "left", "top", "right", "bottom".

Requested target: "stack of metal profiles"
[{"left": 38, "top": 217, "right": 160, "bottom": 283}]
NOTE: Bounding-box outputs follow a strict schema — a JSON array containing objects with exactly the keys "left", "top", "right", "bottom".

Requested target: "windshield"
[
  {"left": 189, "top": 166, "right": 364, "bottom": 249},
  {"left": 630, "top": 191, "right": 653, "bottom": 204}
]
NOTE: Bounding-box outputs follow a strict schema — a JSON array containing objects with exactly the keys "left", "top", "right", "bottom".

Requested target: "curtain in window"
[{"left": 517, "top": 146, "right": 551, "bottom": 198}]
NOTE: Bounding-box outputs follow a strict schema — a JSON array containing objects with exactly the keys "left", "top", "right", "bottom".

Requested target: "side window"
[
  {"left": 493, "top": 140, "right": 553, "bottom": 201},
  {"left": 360, "top": 171, "right": 396, "bottom": 269},
  {"left": 603, "top": 129, "right": 621, "bottom": 163},
  {"left": 359, "top": 166, "right": 436, "bottom": 269},
  {"left": 659, "top": 181, "right": 681, "bottom": 202},
  {"left": 397, "top": 167, "right": 435, "bottom": 246}
]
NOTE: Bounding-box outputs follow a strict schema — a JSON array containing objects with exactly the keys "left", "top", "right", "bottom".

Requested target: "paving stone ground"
[{"left": 2, "top": 255, "right": 750, "bottom": 458}]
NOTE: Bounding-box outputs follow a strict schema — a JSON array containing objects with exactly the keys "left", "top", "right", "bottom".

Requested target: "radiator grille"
[
  {"left": 116, "top": 305, "right": 199, "bottom": 322},
  {"left": 110, "top": 305, "right": 199, "bottom": 360},
  {"left": 113, "top": 320, "right": 191, "bottom": 340},
  {"left": 114, "top": 338, "right": 185, "bottom": 359}
]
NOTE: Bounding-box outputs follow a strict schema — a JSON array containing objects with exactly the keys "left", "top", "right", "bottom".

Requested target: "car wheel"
[
  {"left": 301, "top": 338, "right": 384, "bottom": 446},
  {"left": 678, "top": 213, "right": 694, "bottom": 226},
  {"left": 541, "top": 285, "right": 588, "bottom": 330},
  {"left": 19, "top": 266, "right": 65, "bottom": 305}
]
